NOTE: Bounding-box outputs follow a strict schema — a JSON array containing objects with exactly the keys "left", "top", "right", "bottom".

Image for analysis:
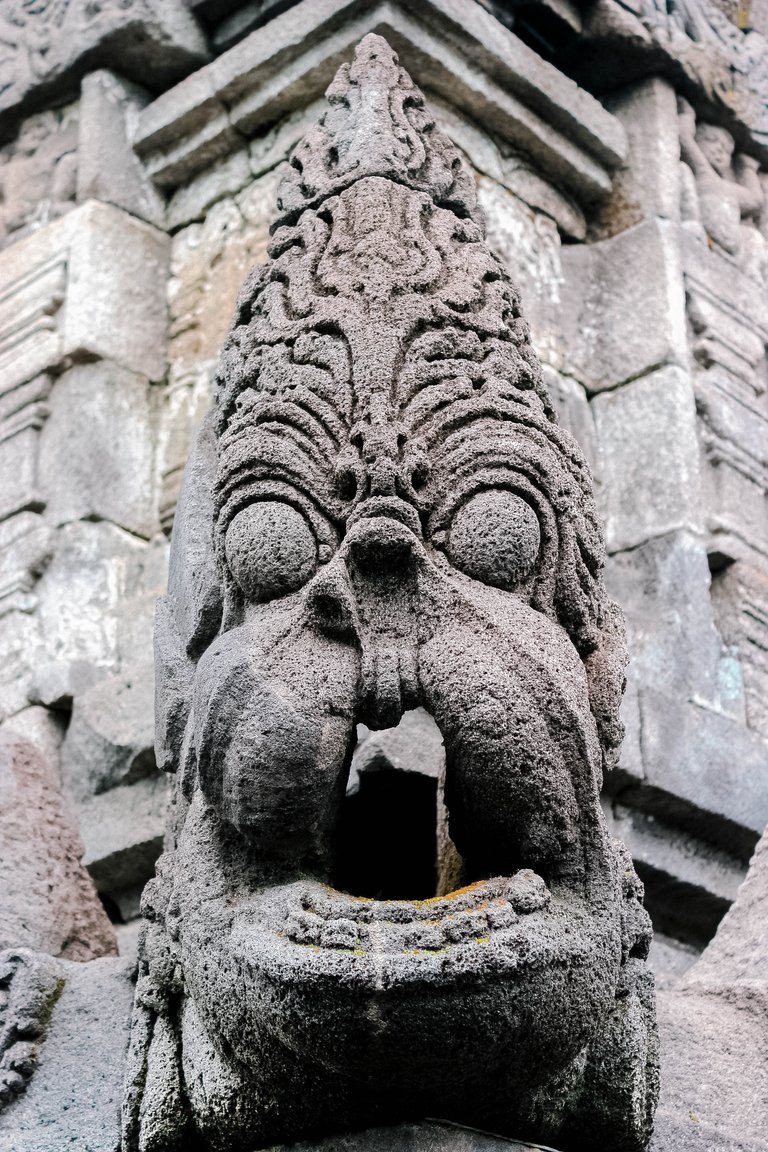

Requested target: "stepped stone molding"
[{"left": 134, "top": 0, "right": 626, "bottom": 204}]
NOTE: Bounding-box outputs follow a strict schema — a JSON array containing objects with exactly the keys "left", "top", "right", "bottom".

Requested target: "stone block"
[
  {"left": 79, "top": 772, "right": 170, "bottom": 898},
  {"left": 430, "top": 95, "right": 587, "bottom": 241},
  {"left": 60, "top": 662, "right": 156, "bottom": 802},
  {"left": 595, "top": 76, "right": 681, "bottom": 239},
  {"left": 166, "top": 145, "right": 251, "bottom": 230},
  {"left": 38, "top": 362, "right": 157, "bottom": 538},
  {"left": 168, "top": 170, "right": 279, "bottom": 366},
  {"left": 478, "top": 177, "right": 563, "bottom": 366},
  {"left": 0, "top": 201, "right": 169, "bottom": 392},
  {"left": 606, "top": 532, "right": 740, "bottom": 714},
  {"left": 34, "top": 521, "right": 148, "bottom": 673},
  {"left": 602, "top": 798, "right": 745, "bottom": 945},
  {"left": 639, "top": 690, "right": 768, "bottom": 852},
  {"left": 0, "top": 954, "right": 134, "bottom": 1152},
  {"left": 560, "top": 220, "right": 688, "bottom": 392},
  {"left": 77, "top": 71, "right": 166, "bottom": 229},
  {"left": 593, "top": 367, "right": 702, "bottom": 552},
  {"left": 0, "top": 0, "right": 207, "bottom": 125},
  {"left": 350, "top": 708, "right": 445, "bottom": 794},
  {"left": 543, "top": 366, "right": 597, "bottom": 476},
  {"left": 0, "top": 732, "right": 116, "bottom": 959}
]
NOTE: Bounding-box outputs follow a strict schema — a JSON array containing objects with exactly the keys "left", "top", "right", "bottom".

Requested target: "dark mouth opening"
[{"left": 331, "top": 709, "right": 458, "bottom": 901}]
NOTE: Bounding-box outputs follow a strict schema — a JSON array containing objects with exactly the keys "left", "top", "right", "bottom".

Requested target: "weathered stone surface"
[
  {"left": 0, "top": 0, "right": 208, "bottom": 127},
  {"left": 637, "top": 692, "right": 768, "bottom": 854},
  {"left": 0, "top": 201, "right": 169, "bottom": 392},
  {"left": 168, "top": 169, "right": 279, "bottom": 367},
  {"left": 61, "top": 663, "right": 155, "bottom": 802},
  {"left": 606, "top": 532, "right": 743, "bottom": 720},
  {"left": 651, "top": 826, "right": 768, "bottom": 1151},
  {"left": 593, "top": 368, "right": 702, "bottom": 553},
  {"left": 595, "top": 77, "right": 681, "bottom": 239},
  {"left": 544, "top": 367, "right": 597, "bottom": 477},
  {"left": 560, "top": 220, "right": 688, "bottom": 393},
  {"left": 479, "top": 178, "right": 563, "bottom": 368},
  {"left": 0, "top": 953, "right": 134, "bottom": 1150},
  {"left": 79, "top": 772, "right": 170, "bottom": 903},
  {"left": 0, "top": 732, "right": 116, "bottom": 960},
  {"left": 603, "top": 800, "right": 745, "bottom": 950},
  {"left": 77, "top": 71, "right": 165, "bottom": 230},
  {"left": 123, "top": 35, "right": 657, "bottom": 1152},
  {"left": 39, "top": 363, "right": 157, "bottom": 538},
  {"left": 351, "top": 708, "right": 444, "bottom": 788}
]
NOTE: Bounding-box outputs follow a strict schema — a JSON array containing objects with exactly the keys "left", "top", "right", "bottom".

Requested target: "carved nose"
[{"left": 347, "top": 516, "right": 416, "bottom": 576}]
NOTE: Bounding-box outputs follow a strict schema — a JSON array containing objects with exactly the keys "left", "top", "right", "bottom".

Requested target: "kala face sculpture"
[{"left": 123, "top": 35, "right": 659, "bottom": 1152}]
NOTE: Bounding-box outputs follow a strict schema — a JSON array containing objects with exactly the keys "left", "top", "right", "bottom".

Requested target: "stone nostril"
[
  {"left": 314, "top": 592, "right": 343, "bottom": 623},
  {"left": 349, "top": 529, "right": 413, "bottom": 575},
  {"left": 306, "top": 567, "right": 357, "bottom": 638}
]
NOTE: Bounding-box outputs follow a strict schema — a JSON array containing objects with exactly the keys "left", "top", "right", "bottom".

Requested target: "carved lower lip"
[{"left": 243, "top": 873, "right": 551, "bottom": 957}]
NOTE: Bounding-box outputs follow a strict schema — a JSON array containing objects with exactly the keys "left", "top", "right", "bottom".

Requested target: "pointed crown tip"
[{"left": 274, "top": 33, "right": 481, "bottom": 230}]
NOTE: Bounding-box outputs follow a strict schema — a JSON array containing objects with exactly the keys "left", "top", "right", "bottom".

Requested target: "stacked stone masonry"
[{"left": 0, "top": 1, "right": 766, "bottom": 1150}]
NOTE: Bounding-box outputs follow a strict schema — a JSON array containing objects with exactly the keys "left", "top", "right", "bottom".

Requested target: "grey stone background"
[{"left": 0, "top": 1, "right": 767, "bottom": 1149}]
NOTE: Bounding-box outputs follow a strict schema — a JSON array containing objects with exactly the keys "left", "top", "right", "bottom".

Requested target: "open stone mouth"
[{"left": 278, "top": 873, "right": 551, "bottom": 956}]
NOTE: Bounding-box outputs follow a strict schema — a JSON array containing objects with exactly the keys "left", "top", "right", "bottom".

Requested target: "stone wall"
[{"left": 0, "top": 0, "right": 767, "bottom": 1131}]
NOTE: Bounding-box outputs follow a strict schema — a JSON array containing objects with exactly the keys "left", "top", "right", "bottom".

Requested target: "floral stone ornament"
[{"left": 122, "top": 33, "right": 659, "bottom": 1152}]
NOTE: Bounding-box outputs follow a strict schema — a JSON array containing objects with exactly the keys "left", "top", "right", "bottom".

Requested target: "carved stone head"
[
  {"left": 123, "top": 35, "right": 659, "bottom": 1152},
  {"left": 695, "top": 122, "right": 735, "bottom": 178}
]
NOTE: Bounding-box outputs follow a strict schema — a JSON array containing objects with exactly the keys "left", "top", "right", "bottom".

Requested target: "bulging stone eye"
[
  {"left": 225, "top": 501, "right": 317, "bottom": 601},
  {"left": 446, "top": 489, "right": 540, "bottom": 590}
]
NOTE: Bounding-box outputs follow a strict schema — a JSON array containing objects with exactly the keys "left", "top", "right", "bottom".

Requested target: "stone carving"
[
  {"left": 0, "top": 0, "right": 206, "bottom": 121},
  {"left": 678, "top": 98, "right": 768, "bottom": 283},
  {"left": 617, "top": 0, "right": 768, "bottom": 144},
  {"left": 0, "top": 949, "right": 62, "bottom": 1110},
  {"left": 123, "top": 34, "right": 659, "bottom": 1151},
  {"left": 0, "top": 105, "right": 78, "bottom": 246}
]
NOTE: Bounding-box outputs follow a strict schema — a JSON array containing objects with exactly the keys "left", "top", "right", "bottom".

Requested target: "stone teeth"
[
  {"left": 320, "top": 919, "right": 359, "bottom": 949},
  {"left": 403, "top": 923, "right": 444, "bottom": 951},
  {"left": 445, "top": 910, "right": 489, "bottom": 943},
  {"left": 486, "top": 902, "right": 518, "bottom": 930},
  {"left": 286, "top": 912, "right": 322, "bottom": 945}
]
